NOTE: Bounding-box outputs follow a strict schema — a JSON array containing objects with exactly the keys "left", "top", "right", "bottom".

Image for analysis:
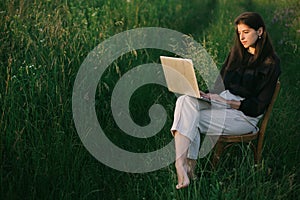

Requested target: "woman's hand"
[
  {"left": 206, "top": 93, "right": 227, "bottom": 104},
  {"left": 199, "top": 90, "right": 210, "bottom": 99},
  {"left": 200, "top": 92, "right": 241, "bottom": 109}
]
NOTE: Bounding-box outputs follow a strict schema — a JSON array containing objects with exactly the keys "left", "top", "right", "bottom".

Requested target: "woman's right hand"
[{"left": 200, "top": 90, "right": 210, "bottom": 99}]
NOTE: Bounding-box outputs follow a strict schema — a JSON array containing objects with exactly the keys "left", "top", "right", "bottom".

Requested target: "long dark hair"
[{"left": 225, "top": 12, "right": 276, "bottom": 70}]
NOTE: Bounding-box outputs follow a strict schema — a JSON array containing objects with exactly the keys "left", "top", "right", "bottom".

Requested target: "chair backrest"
[
  {"left": 257, "top": 81, "right": 281, "bottom": 148},
  {"left": 259, "top": 81, "right": 281, "bottom": 134}
]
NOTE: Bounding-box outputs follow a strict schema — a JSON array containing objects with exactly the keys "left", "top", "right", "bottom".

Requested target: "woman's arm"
[
  {"left": 206, "top": 93, "right": 241, "bottom": 109},
  {"left": 238, "top": 57, "right": 281, "bottom": 117},
  {"left": 226, "top": 99, "right": 241, "bottom": 109}
]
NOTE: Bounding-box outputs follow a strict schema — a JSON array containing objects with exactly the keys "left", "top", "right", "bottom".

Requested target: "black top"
[{"left": 213, "top": 52, "right": 281, "bottom": 117}]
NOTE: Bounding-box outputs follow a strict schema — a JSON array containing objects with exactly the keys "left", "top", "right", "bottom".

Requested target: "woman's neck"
[{"left": 247, "top": 47, "right": 255, "bottom": 54}]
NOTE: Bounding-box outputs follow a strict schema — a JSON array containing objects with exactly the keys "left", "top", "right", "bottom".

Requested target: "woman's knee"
[
  {"left": 176, "top": 95, "right": 197, "bottom": 106},
  {"left": 176, "top": 95, "right": 210, "bottom": 111}
]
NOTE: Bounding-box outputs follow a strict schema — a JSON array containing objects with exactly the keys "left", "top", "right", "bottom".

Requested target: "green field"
[{"left": 1, "top": 0, "right": 299, "bottom": 199}]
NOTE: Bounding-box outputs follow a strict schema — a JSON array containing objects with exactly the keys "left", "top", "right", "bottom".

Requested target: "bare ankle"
[{"left": 175, "top": 159, "right": 186, "bottom": 169}]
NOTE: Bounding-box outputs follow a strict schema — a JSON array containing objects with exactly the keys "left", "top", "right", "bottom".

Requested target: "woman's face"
[{"left": 237, "top": 23, "right": 262, "bottom": 54}]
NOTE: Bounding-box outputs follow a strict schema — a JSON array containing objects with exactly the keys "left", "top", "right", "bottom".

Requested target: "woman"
[{"left": 172, "top": 12, "right": 281, "bottom": 189}]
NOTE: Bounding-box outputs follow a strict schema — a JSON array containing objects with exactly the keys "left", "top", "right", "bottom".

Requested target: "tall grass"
[{"left": 1, "top": 0, "right": 299, "bottom": 199}]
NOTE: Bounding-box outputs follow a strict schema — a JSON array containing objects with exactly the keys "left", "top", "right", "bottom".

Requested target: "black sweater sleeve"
[
  {"left": 238, "top": 59, "right": 281, "bottom": 117},
  {"left": 215, "top": 53, "right": 281, "bottom": 117}
]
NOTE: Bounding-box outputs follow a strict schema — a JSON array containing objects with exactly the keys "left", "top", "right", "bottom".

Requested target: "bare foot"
[{"left": 175, "top": 162, "right": 190, "bottom": 189}]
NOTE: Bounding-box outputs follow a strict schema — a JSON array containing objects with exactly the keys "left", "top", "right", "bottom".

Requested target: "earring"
[{"left": 259, "top": 35, "right": 262, "bottom": 39}]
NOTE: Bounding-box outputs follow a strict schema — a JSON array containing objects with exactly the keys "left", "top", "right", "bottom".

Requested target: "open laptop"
[{"left": 160, "top": 56, "right": 230, "bottom": 108}]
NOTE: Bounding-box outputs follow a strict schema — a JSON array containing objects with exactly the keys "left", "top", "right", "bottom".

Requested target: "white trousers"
[{"left": 171, "top": 91, "right": 261, "bottom": 159}]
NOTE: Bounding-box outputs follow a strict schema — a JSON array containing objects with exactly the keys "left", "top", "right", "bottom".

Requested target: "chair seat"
[
  {"left": 211, "top": 81, "right": 280, "bottom": 168},
  {"left": 218, "top": 132, "right": 258, "bottom": 143}
]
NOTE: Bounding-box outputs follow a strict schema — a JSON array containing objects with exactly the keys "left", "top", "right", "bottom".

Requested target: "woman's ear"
[{"left": 257, "top": 27, "right": 264, "bottom": 37}]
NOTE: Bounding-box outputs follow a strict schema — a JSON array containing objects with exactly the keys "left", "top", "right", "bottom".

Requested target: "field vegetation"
[{"left": 1, "top": 0, "right": 299, "bottom": 199}]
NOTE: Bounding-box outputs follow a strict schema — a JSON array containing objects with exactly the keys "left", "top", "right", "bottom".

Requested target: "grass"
[{"left": 1, "top": 0, "right": 299, "bottom": 199}]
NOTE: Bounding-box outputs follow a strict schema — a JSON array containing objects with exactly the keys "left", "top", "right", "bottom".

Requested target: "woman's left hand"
[
  {"left": 206, "top": 93, "right": 241, "bottom": 109},
  {"left": 206, "top": 93, "right": 227, "bottom": 104}
]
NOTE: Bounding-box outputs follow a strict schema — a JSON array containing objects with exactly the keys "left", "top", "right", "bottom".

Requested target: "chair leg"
[
  {"left": 255, "top": 148, "right": 262, "bottom": 164},
  {"left": 212, "top": 141, "right": 225, "bottom": 168},
  {"left": 247, "top": 142, "right": 258, "bottom": 164}
]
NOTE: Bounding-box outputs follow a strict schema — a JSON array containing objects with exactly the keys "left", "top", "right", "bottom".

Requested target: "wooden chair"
[{"left": 211, "top": 81, "right": 281, "bottom": 167}]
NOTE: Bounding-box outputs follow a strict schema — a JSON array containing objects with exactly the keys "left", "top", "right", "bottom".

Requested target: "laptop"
[{"left": 160, "top": 56, "right": 230, "bottom": 108}]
